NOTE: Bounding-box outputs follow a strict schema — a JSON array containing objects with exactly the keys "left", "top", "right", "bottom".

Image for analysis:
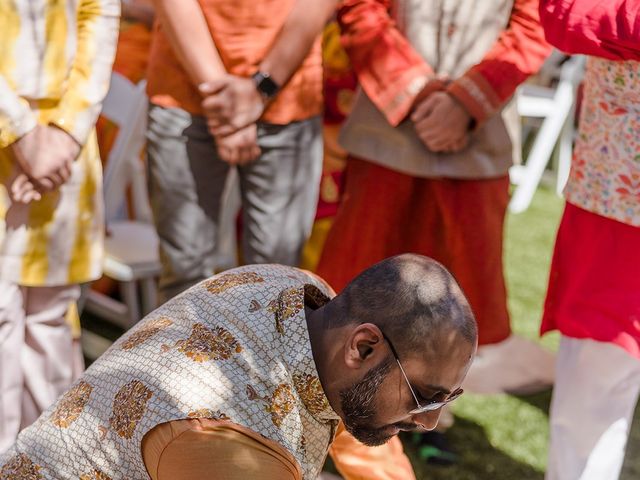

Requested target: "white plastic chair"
[
  {"left": 509, "top": 53, "right": 585, "bottom": 213},
  {"left": 84, "top": 73, "right": 159, "bottom": 330}
]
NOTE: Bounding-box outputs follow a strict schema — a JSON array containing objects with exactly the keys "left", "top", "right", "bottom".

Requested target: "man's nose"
[{"left": 412, "top": 408, "right": 442, "bottom": 431}]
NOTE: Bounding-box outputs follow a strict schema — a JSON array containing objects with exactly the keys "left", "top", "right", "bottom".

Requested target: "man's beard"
[{"left": 339, "top": 358, "right": 402, "bottom": 446}]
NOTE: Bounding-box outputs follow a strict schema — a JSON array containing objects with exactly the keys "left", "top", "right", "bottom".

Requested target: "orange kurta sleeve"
[
  {"left": 337, "top": 0, "right": 434, "bottom": 126},
  {"left": 446, "top": 0, "right": 552, "bottom": 125},
  {"left": 142, "top": 419, "right": 302, "bottom": 480},
  {"left": 328, "top": 422, "right": 417, "bottom": 480}
]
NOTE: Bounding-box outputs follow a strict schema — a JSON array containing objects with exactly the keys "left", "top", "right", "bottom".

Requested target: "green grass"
[{"left": 400, "top": 187, "right": 640, "bottom": 479}]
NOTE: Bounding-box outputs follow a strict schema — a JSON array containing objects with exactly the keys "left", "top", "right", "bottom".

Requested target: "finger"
[
  {"left": 217, "top": 145, "right": 239, "bottom": 166},
  {"left": 237, "top": 143, "right": 259, "bottom": 165},
  {"left": 11, "top": 174, "right": 42, "bottom": 201},
  {"left": 59, "top": 161, "right": 73, "bottom": 183},
  {"left": 414, "top": 121, "right": 444, "bottom": 145},
  {"left": 48, "top": 171, "right": 65, "bottom": 189},
  {"left": 411, "top": 95, "right": 439, "bottom": 122},
  {"left": 209, "top": 124, "right": 238, "bottom": 138},
  {"left": 198, "top": 79, "right": 228, "bottom": 96},
  {"left": 37, "top": 176, "right": 56, "bottom": 191},
  {"left": 450, "top": 136, "right": 470, "bottom": 152},
  {"left": 205, "top": 113, "right": 230, "bottom": 133},
  {"left": 428, "top": 137, "right": 456, "bottom": 152},
  {"left": 19, "top": 189, "right": 42, "bottom": 204},
  {"left": 11, "top": 175, "right": 41, "bottom": 203},
  {"left": 201, "top": 94, "right": 230, "bottom": 116},
  {"left": 414, "top": 110, "right": 443, "bottom": 133},
  {"left": 235, "top": 148, "right": 251, "bottom": 166},
  {"left": 11, "top": 173, "right": 30, "bottom": 197}
]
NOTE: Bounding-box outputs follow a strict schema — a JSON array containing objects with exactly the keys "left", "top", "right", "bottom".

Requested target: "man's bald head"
[{"left": 326, "top": 254, "right": 477, "bottom": 357}]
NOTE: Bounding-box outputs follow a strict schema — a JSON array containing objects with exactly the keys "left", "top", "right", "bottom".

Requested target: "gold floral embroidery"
[
  {"left": 79, "top": 469, "right": 112, "bottom": 480},
  {"left": 187, "top": 409, "right": 230, "bottom": 421},
  {"left": 121, "top": 317, "right": 173, "bottom": 350},
  {"left": 108, "top": 380, "right": 153, "bottom": 439},
  {"left": 268, "top": 384, "right": 297, "bottom": 427},
  {"left": 50, "top": 381, "right": 93, "bottom": 428},
  {"left": 175, "top": 323, "right": 242, "bottom": 362},
  {"left": 247, "top": 383, "right": 297, "bottom": 428},
  {"left": 0, "top": 453, "right": 43, "bottom": 479},
  {"left": 269, "top": 287, "right": 304, "bottom": 335},
  {"left": 292, "top": 374, "right": 330, "bottom": 415},
  {"left": 204, "top": 272, "right": 265, "bottom": 294}
]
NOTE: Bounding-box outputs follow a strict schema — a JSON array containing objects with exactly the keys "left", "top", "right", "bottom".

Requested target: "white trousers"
[
  {"left": 546, "top": 336, "right": 640, "bottom": 480},
  {"left": 0, "top": 281, "right": 83, "bottom": 454}
]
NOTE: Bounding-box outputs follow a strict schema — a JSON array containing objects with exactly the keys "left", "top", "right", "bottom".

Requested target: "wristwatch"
[{"left": 252, "top": 71, "right": 280, "bottom": 100}]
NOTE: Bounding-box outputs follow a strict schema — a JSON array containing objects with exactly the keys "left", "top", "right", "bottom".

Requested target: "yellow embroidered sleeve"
[{"left": 50, "top": 0, "right": 120, "bottom": 146}]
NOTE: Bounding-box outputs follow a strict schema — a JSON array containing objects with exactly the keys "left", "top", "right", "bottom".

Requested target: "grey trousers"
[{"left": 146, "top": 105, "right": 322, "bottom": 303}]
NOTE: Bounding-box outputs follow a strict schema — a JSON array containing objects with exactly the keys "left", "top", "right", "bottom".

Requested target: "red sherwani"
[
  {"left": 539, "top": 0, "right": 640, "bottom": 357},
  {"left": 316, "top": 0, "right": 551, "bottom": 345}
]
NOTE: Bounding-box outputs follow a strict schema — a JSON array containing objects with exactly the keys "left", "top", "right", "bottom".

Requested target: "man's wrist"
[
  {"left": 251, "top": 71, "right": 280, "bottom": 101},
  {"left": 445, "top": 92, "right": 475, "bottom": 131}
]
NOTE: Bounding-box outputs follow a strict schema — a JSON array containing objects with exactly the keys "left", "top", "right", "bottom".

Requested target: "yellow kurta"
[{"left": 0, "top": 0, "right": 120, "bottom": 286}]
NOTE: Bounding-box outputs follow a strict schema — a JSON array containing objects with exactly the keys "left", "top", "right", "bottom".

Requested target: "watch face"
[{"left": 253, "top": 72, "right": 280, "bottom": 98}]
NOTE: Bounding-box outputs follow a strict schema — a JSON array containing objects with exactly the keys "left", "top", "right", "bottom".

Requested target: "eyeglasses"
[{"left": 380, "top": 331, "right": 463, "bottom": 415}]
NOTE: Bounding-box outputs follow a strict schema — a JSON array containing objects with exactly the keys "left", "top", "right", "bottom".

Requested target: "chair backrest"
[{"left": 100, "top": 73, "right": 151, "bottom": 223}]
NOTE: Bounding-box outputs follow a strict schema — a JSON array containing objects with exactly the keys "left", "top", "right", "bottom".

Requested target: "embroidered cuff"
[
  {"left": 50, "top": 102, "right": 100, "bottom": 147},
  {"left": 370, "top": 65, "right": 432, "bottom": 126},
  {"left": 447, "top": 70, "right": 502, "bottom": 126}
]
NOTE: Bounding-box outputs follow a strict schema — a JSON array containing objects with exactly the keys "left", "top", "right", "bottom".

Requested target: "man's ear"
[{"left": 343, "top": 323, "right": 385, "bottom": 369}]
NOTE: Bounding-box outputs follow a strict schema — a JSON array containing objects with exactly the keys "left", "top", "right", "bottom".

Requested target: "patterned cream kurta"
[
  {"left": 0, "top": 265, "right": 341, "bottom": 479},
  {"left": 0, "top": 0, "right": 120, "bottom": 286}
]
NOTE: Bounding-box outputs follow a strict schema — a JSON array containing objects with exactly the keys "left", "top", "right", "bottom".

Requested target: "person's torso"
[
  {"left": 564, "top": 57, "right": 640, "bottom": 227},
  {"left": 0, "top": 265, "right": 339, "bottom": 479},
  {"left": 146, "top": 0, "right": 323, "bottom": 124},
  {"left": 0, "top": 0, "right": 107, "bottom": 287},
  {"left": 0, "top": 128, "right": 104, "bottom": 286},
  {"left": 340, "top": 0, "right": 519, "bottom": 179}
]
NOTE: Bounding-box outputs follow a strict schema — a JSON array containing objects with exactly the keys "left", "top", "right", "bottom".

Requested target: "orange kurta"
[
  {"left": 141, "top": 419, "right": 416, "bottom": 480},
  {"left": 146, "top": 0, "right": 322, "bottom": 125}
]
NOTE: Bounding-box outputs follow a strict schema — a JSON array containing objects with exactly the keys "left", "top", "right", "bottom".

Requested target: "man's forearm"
[
  {"left": 259, "top": 0, "right": 338, "bottom": 88},
  {"left": 152, "top": 0, "right": 226, "bottom": 86}
]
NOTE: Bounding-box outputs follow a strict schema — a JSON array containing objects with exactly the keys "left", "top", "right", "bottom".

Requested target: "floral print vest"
[
  {"left": 564, "top": 57, "right": 640, "bottom": 226},
  {"left": 0, "top": 265, "right": 340, "bottom": 479}
]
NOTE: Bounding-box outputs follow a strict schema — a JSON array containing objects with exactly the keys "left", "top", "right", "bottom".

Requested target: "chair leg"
[
  {"left": 120, "top": 281, "right": 140, "bottom": 329},
  {"left": 556, "top": 106, "right": 576, "bottom": 195},
  {"left": 77, "top": 283, "right": 91, "bottom": 315},
  {"left": 140, "top": 277, "right": 158, "bottom": 316},
  {"left": 509, "top": 82, "right": 574, "bottom": 214}
]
